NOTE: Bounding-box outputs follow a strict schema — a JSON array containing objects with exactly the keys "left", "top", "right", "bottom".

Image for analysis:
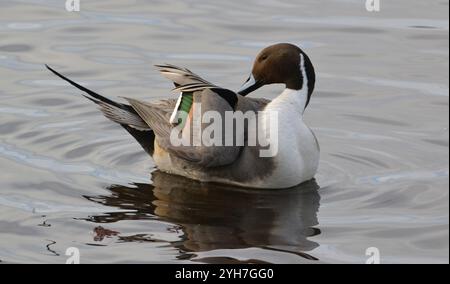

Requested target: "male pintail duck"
[{"left": 46, "top": 43, "right": 319, "bottom": 189}]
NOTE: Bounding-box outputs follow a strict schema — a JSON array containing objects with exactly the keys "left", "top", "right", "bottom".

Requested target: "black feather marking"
[
  {"left": 211, "top": 88, "right": 238, "bottom": 110},
  {"left": 122, "top": 125, "right": 155, "bottom": 156}
]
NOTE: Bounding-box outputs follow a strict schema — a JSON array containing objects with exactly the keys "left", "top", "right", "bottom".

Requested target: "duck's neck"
[
  {"left": 268, "top": 52, "right": 311, "bottom": 115},
  {"left": 279, "top": 52, "right": 310, "bottom": 114},
  {"left": 279, "top": 88, "right": 309, "bottom": 115}
]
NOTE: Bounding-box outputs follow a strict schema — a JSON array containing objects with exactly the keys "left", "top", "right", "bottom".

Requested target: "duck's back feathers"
[{"left": 123, "top": 98, "right": 174, "bottom": 138}]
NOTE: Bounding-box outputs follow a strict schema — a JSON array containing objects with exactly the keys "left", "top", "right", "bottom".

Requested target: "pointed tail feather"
[
  {"left": 46, "top": 65, "right": 124, "bottom": 109},
  {"left": 46, "top": 65, "right": 155, "bottom": 155}
]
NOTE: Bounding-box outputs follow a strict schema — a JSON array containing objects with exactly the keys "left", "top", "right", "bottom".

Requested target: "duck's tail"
[{"left": 45, "top": 65, "right": 155, "bottom": 155}]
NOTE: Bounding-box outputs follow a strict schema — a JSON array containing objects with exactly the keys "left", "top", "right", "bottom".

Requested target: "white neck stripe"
[{"left": 299, "top": 53, "right": 308, "bottom": 92}]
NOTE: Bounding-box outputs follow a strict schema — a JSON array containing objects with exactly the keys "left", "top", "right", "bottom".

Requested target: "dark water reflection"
[{"left": 85, "top": 171, "right": 321, "bottom": 262}]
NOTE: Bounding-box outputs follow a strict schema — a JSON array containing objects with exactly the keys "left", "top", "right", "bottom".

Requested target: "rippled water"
[{"left": 0, "top": 0, "right": 448, "bottom": 264}]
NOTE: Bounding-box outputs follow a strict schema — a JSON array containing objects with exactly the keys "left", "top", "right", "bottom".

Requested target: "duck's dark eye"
[{"left": 260, "top": 54, "right": 268, "bottom": 61}]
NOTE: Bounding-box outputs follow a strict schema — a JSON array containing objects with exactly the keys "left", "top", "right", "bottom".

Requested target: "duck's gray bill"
[{"left": 237, "top": 74, "right": 264, "bottom": 96}]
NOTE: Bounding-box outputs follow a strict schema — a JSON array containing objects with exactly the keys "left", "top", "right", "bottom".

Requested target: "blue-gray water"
[{"left": 0, "top": 0, "right": 448, "bottom": 263}]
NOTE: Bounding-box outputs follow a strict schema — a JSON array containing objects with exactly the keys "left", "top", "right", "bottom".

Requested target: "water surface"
[{"left": 0, "top": 0, "right": 448, "bottom": 263}]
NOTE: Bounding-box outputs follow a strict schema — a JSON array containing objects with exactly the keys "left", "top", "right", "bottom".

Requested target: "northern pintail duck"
[{"left": 47, "top": 43, "right": 319, "bottom": 189}]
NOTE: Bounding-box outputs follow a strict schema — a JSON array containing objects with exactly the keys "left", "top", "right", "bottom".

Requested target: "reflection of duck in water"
[{"left": 85, "top": 171, "right": 321, "bottom": 262}]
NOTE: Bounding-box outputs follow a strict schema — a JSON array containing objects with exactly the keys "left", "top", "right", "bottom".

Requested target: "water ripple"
[
  {"left": 357, "top": 169, "right": 449, "bottom": 185},
  {"left": 273, "top": 16, "right": 449, "bottom": 31},
  {"left": 0, "top": 142, "right": 149, "bottom": 184}
]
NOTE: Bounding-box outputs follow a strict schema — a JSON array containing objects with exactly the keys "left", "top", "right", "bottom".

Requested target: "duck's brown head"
[{"left": 238, "top": 43, "right": 316, "bottom": 107}]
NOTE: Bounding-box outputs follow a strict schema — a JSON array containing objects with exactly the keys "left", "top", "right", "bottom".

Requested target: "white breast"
[{"left": 259, "top": 88, "right": 320, "bottom": 188}]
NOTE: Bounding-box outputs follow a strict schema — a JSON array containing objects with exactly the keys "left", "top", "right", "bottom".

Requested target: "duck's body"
[
  {"left": 151, "top": 90, "right": 319, "bottom": 188},
  {"left": 47, "top": 43, "right": 319, "bottom": 189}
]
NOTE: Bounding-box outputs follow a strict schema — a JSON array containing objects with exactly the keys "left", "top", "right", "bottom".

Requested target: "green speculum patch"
[
  {"left": 176, "top": 93, "right": 193, "bottom": 128},
  {"left": 179, "top": 93, "right": 193, "bottom": 114}
]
